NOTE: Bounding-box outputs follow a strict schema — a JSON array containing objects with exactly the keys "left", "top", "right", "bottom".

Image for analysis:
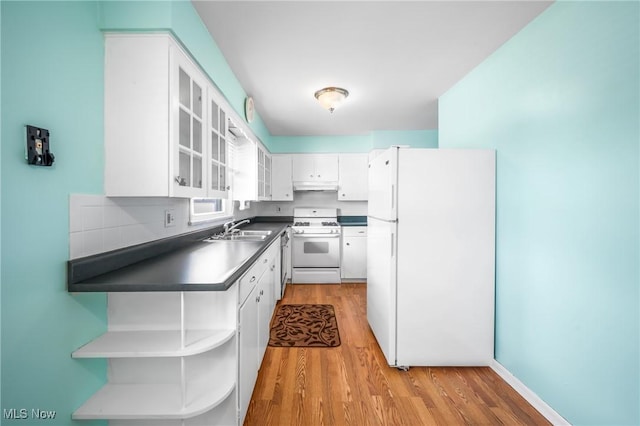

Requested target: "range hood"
[{"left": 293, "top": 181, "right": 339, "bottom": 191}]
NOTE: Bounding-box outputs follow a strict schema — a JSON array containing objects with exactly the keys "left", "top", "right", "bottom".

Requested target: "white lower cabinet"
[
  {"left": 237, "top": 238, "right": 280, "bottom": 425},
  {"left": 341, "top": 226, "right": 368, "bottom": 280},
  {"left": 238, "top": 268, "right": 272, "bottom": 426},
  {"left": 257, "top": 258, "right": 277, "bottom": 359},
  {"left": 72, "top": 291, "right": 238, "bottom": 425},
  {"left": 238, "top": 285, "right": 259, "bottom": 426},
  {"left": 72, "top": 237, "right": 281, "bottom": 426}
]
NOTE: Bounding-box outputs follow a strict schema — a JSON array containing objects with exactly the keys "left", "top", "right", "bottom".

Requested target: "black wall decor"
[{"left": 26, "top": 125, "right": 55, "bottom": 166}]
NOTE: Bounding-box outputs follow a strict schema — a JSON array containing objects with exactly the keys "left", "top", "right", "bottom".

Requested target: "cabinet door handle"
[
  {"left": 256, "top": 296, "right": 260, "bottom": 303},
  {"left": 260, "top": 289, "right": 264, "bottom": 296},
  {"left": 250, "top": 276, "right": 256, "bottom": 283},
  {"left": 346, "top": 242, "right": 350, "bottom": 246},
  {"left": 310, "top": 174, "right": 314, "bottom": 178},
  {"left": 263, "top": 259, "right": 268, "bottom": 264}
]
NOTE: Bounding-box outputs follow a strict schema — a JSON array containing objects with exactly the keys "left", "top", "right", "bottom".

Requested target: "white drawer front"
[{"left": 342, "top": 226, "right": 367, "bottom": 237}]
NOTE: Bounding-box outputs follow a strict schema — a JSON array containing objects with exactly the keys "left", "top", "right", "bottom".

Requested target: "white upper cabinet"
[
  {"left": 207, "top": 93, "right": 229, "bottom": 197},
  {"left": 232, "top": 131, "right": 271, "bottom": 202},
  {"left": 173, "top": 54, "right": 207, "bottom": 197},
  {"left": 271, "top": 155, "right": 293, "bottom": 201},
  {"left": 292, "top": 154, "right": 339, "bottom": 183},
  {"left": 338, "top": 153, "right": 369, "bottom": 201},
  {"left": 257, "top": 146, "right": 271, "bottom": 200},
  {"left": 264, "top": 153, "right": 272, "bottom": 199},
  {"left": 292, "top": 155, "right": 315, "bottom": 182},
  {"left": 104, "top": 33, "right": 228, "bottom": 198}
]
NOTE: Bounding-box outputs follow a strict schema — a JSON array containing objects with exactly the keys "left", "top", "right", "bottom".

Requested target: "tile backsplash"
[
  {"left": 69, "top": 195, "right": 234, "bottom": 259},
  {"left": 69, "top": 192, "right": 354, "bottom": 259}
]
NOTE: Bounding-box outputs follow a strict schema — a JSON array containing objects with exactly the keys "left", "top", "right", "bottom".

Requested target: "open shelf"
[
  {"left": 72, "top": 329, "right": 235, "bottom": 358},
  {"left": 72, "top": 378, "right": 235, "bottom": 420}
]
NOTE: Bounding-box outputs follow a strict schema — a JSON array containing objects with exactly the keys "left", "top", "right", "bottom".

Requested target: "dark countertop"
[
  {"left": 68, "top": 222, "right": 289, "bottom": 292},
  {"left": 338, "top": 216, "right": 367, "bottom": 226}
]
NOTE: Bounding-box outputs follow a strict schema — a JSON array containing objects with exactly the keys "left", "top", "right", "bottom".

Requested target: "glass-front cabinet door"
[
  {"left": 209, "top": 91, "right": 229, "bottom": 198},
  {"left": 173, "top": 52, "right": 207, "bottom": 198},
  {"left": 264, "top": 154, "right": 272, "bottom": 199},
  {"left": 257, "top": 147, "right": 265, "bottom": 198}
]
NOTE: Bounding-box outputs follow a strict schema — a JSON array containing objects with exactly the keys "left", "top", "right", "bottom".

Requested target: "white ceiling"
[{"left": 192, "top": 1, "right": 552, "bottom": 136}]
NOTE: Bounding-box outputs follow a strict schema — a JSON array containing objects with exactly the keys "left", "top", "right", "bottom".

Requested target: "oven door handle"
[{"left": 292, "top": 233, "right": 341, "bottom": 238}]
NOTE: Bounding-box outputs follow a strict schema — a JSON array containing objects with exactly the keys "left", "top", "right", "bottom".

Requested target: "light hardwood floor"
[{"left": 245, "top": 283, "right": 550, "bottom": 426}]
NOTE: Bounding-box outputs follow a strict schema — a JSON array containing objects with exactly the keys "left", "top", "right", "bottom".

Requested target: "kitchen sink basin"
[
  {"left": 204, "top": 229, "right": 272, "bottom": 242},
  {"left": 235, "top": 230, "right": 272, "bottom": 236},
  {"left": 223, "top": 234, "right": 267, "bottom": 241}
]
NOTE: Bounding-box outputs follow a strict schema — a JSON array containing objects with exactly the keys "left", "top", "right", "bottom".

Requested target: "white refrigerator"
[{"left": 367, "top": 147, "right": 496, "bottom": 367}]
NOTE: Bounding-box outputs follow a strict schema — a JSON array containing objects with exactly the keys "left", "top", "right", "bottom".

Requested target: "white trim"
[
  {"left": 490, "top": 360, "right": 571, "bottom": 426},
  {"left": 188, "top": 198, "right": 232, "bottom": 226}
]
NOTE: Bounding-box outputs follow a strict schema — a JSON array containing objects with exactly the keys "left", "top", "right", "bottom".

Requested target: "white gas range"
[{"left": 291, "top": 208, "right": 342, "bottom": 283}]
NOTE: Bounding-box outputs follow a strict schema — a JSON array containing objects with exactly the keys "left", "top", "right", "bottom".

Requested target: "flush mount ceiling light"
[{"left": 314, "top": 87, "right": 349, "bottom": 113}]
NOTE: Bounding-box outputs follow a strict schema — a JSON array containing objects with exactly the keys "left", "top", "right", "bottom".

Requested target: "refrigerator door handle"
[
  {"left": 391, "top": 232, "right": 394, "bottom": 257},
  {"left": 391, "top": 184, "right": 395, "bottom": 210}
]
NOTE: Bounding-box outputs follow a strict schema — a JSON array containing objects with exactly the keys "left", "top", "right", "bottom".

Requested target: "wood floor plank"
[{"left": 245, "top": 283, "right": 551, "bottom": 426}]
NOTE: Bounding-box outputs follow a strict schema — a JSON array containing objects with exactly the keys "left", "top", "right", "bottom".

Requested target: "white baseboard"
[{"left": 490, "top": 360, "right": 571, "bottom": 425}]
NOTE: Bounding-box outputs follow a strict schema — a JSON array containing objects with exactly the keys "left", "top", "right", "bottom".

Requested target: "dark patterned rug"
[{"left": 269, "top": 304, "right": 341, "bottom": 347}]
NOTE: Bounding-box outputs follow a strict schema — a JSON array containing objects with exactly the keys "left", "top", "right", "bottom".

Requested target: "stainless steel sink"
[
  {"left": 204, "top": 229, "right": 272, "bottom": 242},
  {"left": 235, "top": 230, "right": 272, "bottom": 236},
  {"left": 223, "top": 234, "right": 267, "bottom": 241}
]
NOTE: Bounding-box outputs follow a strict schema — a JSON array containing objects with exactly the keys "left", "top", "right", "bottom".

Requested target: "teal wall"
[
  {"left": 270, "top": 130, "right": 438, "bottom": 153},
  {"left": 1, "top": 2, "right": 107, "bottom": 425},
  {"left": 438, "top": 2, "right": 639, "bottom": 425}
]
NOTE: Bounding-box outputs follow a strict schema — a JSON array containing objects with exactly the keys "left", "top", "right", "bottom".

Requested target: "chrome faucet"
[{"left": 224, "top": 219, "right": 250, "bottom": 235}]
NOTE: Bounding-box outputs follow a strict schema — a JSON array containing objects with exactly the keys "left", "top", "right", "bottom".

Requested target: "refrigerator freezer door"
[
  {"left": 395, "top": 149, "right": 496, "bottom": 366},
  {"left": 367, "top": 147, "right": 398, "bottom": 221},
  {"left": 366, "top": 216, "right": 398, "bottom": 366}
]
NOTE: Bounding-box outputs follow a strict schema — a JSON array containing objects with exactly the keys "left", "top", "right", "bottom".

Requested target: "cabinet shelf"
[
  {"left": 72, "top": 329, "right": 235, "bottom": 358},
  {"left": 72, "top": 379, "right": 235, "bottom": 420}
]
